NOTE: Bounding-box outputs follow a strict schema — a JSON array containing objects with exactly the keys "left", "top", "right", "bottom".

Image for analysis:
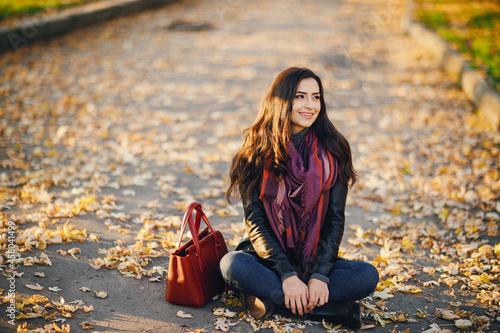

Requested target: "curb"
[
  {"left": 402, "top": 2, "right": 500, "bottom": 131},
  {"left": 0, "top": 0, "right": 175, "bottom": 53}
]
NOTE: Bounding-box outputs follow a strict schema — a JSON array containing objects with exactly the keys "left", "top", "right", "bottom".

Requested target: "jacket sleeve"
[
  {"left": 312, "top": 180, "right": 348, "bottom": 279},
  {"left": 242, "top": 187, "right": 297, "bottom": 281}
]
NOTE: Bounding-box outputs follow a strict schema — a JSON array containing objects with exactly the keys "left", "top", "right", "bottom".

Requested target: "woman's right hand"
[{"left": 282, "top": 275, "right": 309, "bottom": 316}]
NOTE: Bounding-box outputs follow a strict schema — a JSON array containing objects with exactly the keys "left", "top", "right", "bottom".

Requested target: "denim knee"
[
  {"left": 365, "top": 262, "right": 380, "bottom": 293},
  {"left": 219, "top": 251, "right": 238, "bottom": 283},
  {"left": 219, "top": 251, "right": 256, "bottom": 284},
  {"left": 356, "top": 261, "right": 380, "bottom": 297}
]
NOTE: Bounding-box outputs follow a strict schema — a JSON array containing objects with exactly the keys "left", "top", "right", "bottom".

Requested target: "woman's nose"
[{"left": 305, "top": 97, "right": 314, "bottom": 108}]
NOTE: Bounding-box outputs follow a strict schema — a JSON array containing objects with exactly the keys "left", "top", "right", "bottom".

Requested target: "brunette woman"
[{"left": 220, "top": 67, "right": 379, "bottom": 330}]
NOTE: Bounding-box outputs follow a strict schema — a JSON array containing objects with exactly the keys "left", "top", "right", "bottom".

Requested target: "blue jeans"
[{"left": 219, "top": 251, "right": 379, "bottom": 306}]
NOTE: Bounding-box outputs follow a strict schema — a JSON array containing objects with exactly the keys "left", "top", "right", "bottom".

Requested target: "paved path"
[{"left": 1, "top": 0, "right": 499, "bottom": 332}]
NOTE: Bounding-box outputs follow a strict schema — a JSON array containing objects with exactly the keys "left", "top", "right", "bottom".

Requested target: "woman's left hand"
[{"left": 306, "top": 278, "right": 329, "bottom": 311}]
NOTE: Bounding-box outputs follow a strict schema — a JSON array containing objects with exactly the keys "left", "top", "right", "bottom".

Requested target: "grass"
[
  {"left": 0, "top": 0, "right": 99, "bottom": 21},
  {"left": 414, "top": 0, "right": 500, "bottom": 92}
]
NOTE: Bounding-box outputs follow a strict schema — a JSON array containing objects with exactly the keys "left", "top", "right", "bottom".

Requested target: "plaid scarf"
[{"left": 259, "top": 130, "right": 337, "bottom": 274}]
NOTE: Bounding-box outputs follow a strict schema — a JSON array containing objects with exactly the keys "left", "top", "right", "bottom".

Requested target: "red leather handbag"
[{"left": 166, "top": 202, "right": 228, "bottom": 307}]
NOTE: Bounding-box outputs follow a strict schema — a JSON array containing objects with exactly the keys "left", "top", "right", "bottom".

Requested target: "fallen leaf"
[
  {"left": 95, "top": 291, "right": 107, "bottom": 299},
  {"left": 89, "top": 233, "right": 99, "bottom": 241},
  {"left": 494, "top": 243, "right": 500, "bottom": 256},
  {"left": 423, "top": 280, "right": 440, "bottom": 287},
  {"left": 455, "top": 319, "right": 472, "bottom": 328},
  {"left": 83, "top": 305, "right": 94, "bottom": 312},
  {"left": 81, "top": 321, "right": 94, "bottom": 330},
  {"left": 70, "top": 300, "right": 84, "bottom": 305},
  {"left": 148, "top": 276, "right": 162, "bottom": 282},
  {"left": 435, "top": 308, "right": 460, "bottom": 321},
  {"left": 176, "top": 310, "right": 193, "bottom": 318},
  {"left": 25, "top": 283, "right": 44, "bottom": 291},
  {"left": 373, "top": 287, "right": 394, "bottom": 299},
  {"left": 67, "top": 247, "right": 81, "bottom": 256}
]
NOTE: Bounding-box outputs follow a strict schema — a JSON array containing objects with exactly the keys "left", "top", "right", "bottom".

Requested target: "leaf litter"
[{"left": 0, "top": 0, "right": 499, "bottom": 332}]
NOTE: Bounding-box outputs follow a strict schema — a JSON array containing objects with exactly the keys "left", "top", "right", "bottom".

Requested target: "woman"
[{"left": 220, "top": 67, "right": 379, "bottom": 330}]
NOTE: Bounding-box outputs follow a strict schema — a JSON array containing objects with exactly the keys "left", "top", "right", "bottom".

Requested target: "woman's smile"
[{"left": 299, "top": 111, "right": 315, "bottom": 119}]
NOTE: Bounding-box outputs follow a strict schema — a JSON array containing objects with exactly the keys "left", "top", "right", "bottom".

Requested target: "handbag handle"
[{"left": 176, "top": 202, "right": 224, "bottom": 272}]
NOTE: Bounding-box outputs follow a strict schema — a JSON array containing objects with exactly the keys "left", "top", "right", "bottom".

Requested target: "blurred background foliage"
[
  {"left": 414, "top": 0, "right": 500, "bottom": 92},
  {"left": 0, "top": 0, "right": 97, "bottom": 21}
]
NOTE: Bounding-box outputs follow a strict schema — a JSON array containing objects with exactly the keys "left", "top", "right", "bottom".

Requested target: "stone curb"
[
  {"left": 402, "top": 2, "right": 500, "bottom": 131},
  {"left": 0, "top": 0, "right": 175, "bottom": 53}
]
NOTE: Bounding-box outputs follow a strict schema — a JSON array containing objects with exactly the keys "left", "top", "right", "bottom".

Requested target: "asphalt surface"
[{"left": 0, "top": 0, "right": 499, "bottom": 332}]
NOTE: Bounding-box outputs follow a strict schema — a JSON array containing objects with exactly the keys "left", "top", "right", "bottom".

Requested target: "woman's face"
[{"left": 290, "top": 78, "right": 321, "bottom": 134}]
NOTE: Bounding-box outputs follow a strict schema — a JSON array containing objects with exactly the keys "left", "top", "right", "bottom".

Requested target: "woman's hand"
[
  {"left": 282, "top": 275, "right": 309, "bottom": 316},
  {"left": 306, "top": 278, "right": 329, "bottom": 312}
]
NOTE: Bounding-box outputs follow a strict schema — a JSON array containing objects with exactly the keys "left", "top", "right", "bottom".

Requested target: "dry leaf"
[
  {"left": 455, "top": 319, "right": 472, "bottom": 328},
  {"left": 148, "top": 276, "right": 162, "bottom": 282},
  {"left": 25, "top": 283, "right": 44, "bottom": 291},
  {"left": 81, "top": 321, "right": 94, "bottom": 330},
  {"left": 423, "top": 280, "right": 440, "bottom": 287},
  {"left": 67, "top": 247, "right": 81, "bottom": 256},
  {"left": 373, "top": 287, "right": 394, "bottom": 299},
  {"left": 88, "top": 233, "right": 99, "bottom": 241},
  {"left": 95, "top": 291, "right": 107, "bottom": 299},
  {"left": 176, "top": 310, "right": 193, "bottom": 318},
  {"left": 435, "top": 308, "right": 460, "bottom": 321},
  {"left": 83, "top": 305, "right": 94, "bottom": 312}
]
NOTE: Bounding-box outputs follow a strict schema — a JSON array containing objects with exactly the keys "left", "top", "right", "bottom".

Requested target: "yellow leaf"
[
  {"left": 470, "top": 273, "right": 490, "bottom": 284},
  {"left": 376, "top": 278, "right": 393, "bottom": 291},
  {"left": 398, "top": 285, "right": 422, "bottom": 293},
  {"left": 494, "top": 243, "right": 500, "bottom": 256},
  {"left": 68, "top": 248, "right": 81, "bottom": 255},
  {"left": 81, "top": 322, "right": 94, "bottom": 330},
  {"left": 401, "top": 239, "right": 416, "bottom": 250}
]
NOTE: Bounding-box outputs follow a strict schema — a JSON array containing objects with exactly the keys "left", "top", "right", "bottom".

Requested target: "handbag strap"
[{"left": 177, "top": 202, "right": 222, "bottom": 272}]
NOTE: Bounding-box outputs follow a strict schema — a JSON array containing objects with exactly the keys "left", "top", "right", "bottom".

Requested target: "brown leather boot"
[{"left": 239, "top": 293, "right": 274, "bottom": 320}]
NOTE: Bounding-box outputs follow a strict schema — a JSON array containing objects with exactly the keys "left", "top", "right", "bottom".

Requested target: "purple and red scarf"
[{"left": 259, "top": 130, "right": 338, "bottom": 274}]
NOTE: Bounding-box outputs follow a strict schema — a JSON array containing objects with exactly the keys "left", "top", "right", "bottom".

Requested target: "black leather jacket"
[{"left": 235, "top": 179, "right": 347, "bottom": 282}]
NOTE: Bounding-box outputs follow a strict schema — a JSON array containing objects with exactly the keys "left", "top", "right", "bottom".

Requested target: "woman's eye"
[
  {"left": 295, "top": 95, "right": 303, "bottom": 99},
  {"left": 313, "top": 95, "right": 320, "bottom": 100}
]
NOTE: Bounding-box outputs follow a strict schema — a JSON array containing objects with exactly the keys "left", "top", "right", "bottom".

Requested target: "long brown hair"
[{"left": 226, "top": 67, "right": 356, "bottom": 202}]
